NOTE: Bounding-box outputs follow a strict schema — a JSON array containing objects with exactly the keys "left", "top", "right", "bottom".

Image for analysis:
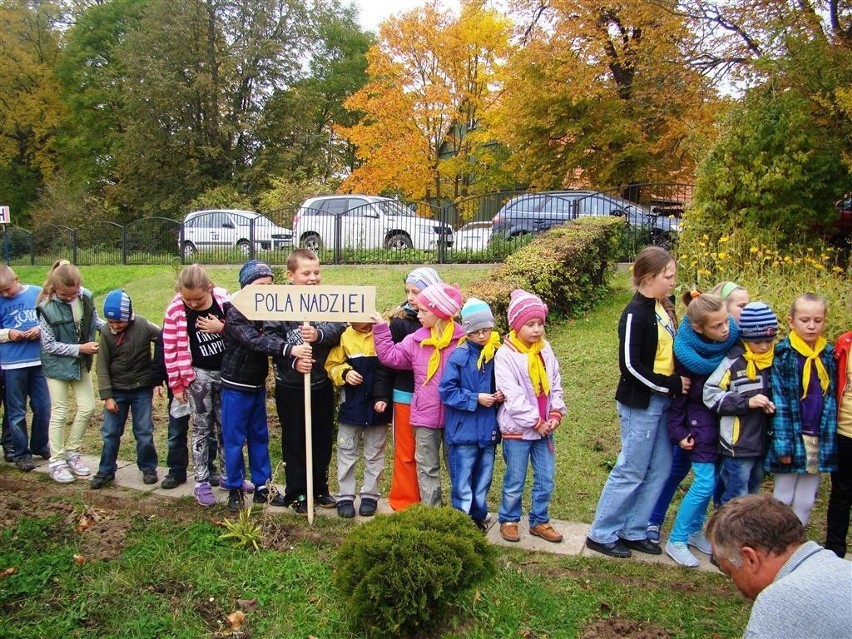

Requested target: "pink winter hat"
[
  {"left": 418, "top": 283, "right": 463, "bottom": 320},
  {"left": 507, "top": 289, "right": 547, "bottom": 332}
]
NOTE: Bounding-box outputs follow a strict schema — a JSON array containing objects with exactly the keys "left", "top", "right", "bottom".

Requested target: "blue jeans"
[
  {"left": 499, "top": 438, "right": 555, "bottom": 527},
  {"left": 670, "top": 461, "right": 716, "bottom": 543},
  {"left": 720, "top": 456, "right": 763, "bottom": 505},
  {"left": 220, "top": 387, "right": 272, "bottom": 490},
  {"left": 4, "top": 366, "right": 50, "bottom": 459},
  {"left": 97, "top": 388, "right": 158, "bottom": 476},
  {"left": 588, "top": 394, "right": 673, "bottom": 544},
  {"left": 648, "top": 444, "right": 692, "bottom": 527},
  {"left": 447, "top": 442, "right": 496, "bottom": 521}
]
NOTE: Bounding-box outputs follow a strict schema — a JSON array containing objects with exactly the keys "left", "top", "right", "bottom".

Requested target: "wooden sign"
[{"left": 230, "top": 284, "right": 376, "bottom": 322}]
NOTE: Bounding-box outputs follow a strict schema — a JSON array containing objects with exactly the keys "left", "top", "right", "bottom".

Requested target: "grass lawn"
[{"left": 1, "top": 261, "right": 838, "bottom": 638}]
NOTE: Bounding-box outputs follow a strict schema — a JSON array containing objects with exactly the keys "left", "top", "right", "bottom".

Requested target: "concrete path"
[{"left": 21, "top": 454, "right": 718, "bottom": 572}]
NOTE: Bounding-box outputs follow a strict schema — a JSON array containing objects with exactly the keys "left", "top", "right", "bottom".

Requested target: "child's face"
[
  {"left": 0, "top": 278, "right": 21, "bottom": 299},
  {"left": 466, "top": 328, "right": 492, "bottom": 346},
  {"left": 643, "top": 260, "right": 676, "bottom": 300},
  {"left": 288, "top": 258, "right": 321, "bottom": 285},
  {"left": 405, "top": 284, "right": 421, "bottom": 310},
  {"left": 350, "top": 321, "right": 371, "bottom": 333},
  {"left": 787, "top": 300, "right": 826, "bottom": 347},
  {"left": 745, "top": 339, "right": 774, "bottom": 354},
  {"left": 180, "top": 285, "right": 213, "bottom": 311},
  {"left": 107, "top": 319, "right": 129, "bottom": 334},
  {"left": 516, "top": 318, "right": 544, "bottom": 345},
  {"left": 726, "top": 289, "right": 750, "bottom": 323},
  {"left": 251, "top": 276, "right": 274, "bottom": 286},
  {"left": 694, "top": 308, "right": 730, "bottom": 343},
  {"left": 417, "top": 308, "right": 439, "bottom": 328},
  {"left": 55, "top": 283, "right": 79, "bottom": 303}
]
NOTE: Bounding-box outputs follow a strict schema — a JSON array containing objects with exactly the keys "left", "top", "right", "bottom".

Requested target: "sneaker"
[
  {"left": 15, "top": 456, "right": 35, "bottom": 472},
  {"left": 646, "top": 524, "right": 661, "bottom": 544},
  {"left": 688, "top": 531, "right": 712, "bottom": 556},
  {"left": 315, "top": 493, "right": 337, "bottom": 509},
  {"left": 252, "top": 487, "right": 287, "bottom": 507},
  {"left": 90, "top": 473, "right": 114, "bottom": 489},
  {"left": 473, "top": 519, "right": 489, "bottom": 534},
  {"left": 500, "top": 521, "right": 520, "bottom": 542},
  {"left": 50, "top": 463, "right": 75, "bottom": 484},
  {"left": 160, "top": 474, "right": 185, "bottom": 489},
  {"left": 290, "top": 498, "right": 309, "bottom": 516},
  {"left": 227, "top": 488, "right": 245, "bottom": 513},
  {"left": 665, "top": 541, "right": 700, "bottom": 568},
  {"left": 142, "top": 470, "right": 158, "bottom": 485},
  {"left": 66, "top": 454, "right": 91, "bottom": 477},
  {"left": 194, "top": 482, "right": 216, "bottom": 507},
  {"left": 530, "top": 522, "right": 563, "bottom": 543},
  {"left": 3, "top": 448, "right": 14, "bottom": 463},
  {"left": 241, "top": 480, "right": 255, "bottom": 494},
  {"left": 337, "top": 500, "right": 356, "bottom": 518},
  {"left": 358, "top": 498, "right": 378, "bottom": 517},
  {"left": 208, "top": 471, "right": 221, "bottom": 487}
]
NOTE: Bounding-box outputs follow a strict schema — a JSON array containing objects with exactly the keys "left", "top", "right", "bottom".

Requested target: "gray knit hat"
[{"left": 461, "top": 297, "right": 494, "bottom": 334}]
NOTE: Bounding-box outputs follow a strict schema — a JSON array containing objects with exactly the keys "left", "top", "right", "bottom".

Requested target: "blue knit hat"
[
  {"left": 739, "top": 302, "right": 778, "bottom": 341},
  {"left": 103, "top": 289, "right": 132, "bottom": 322},
  {"left": 461, "top": 297, "right": 494, "bottom": 334},
  {"left": 239, "top": 260, "right": 274, "bottom": 288},
  {"left": 405, "top": 267, "right": 442, "bottom": 292}
]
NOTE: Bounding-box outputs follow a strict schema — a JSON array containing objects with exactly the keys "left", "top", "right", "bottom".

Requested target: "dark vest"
[{"left": 37, "top": 293, "right": 96, "bottom": 381}]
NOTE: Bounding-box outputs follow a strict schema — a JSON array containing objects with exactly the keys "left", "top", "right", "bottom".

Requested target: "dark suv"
[{"left": 491, "top": 190, "right": 679, "bottom": 243}]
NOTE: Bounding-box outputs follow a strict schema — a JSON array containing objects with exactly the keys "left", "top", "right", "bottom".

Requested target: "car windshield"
[{"left": 376, "top": 200, "right": 414, "bottom": 216}]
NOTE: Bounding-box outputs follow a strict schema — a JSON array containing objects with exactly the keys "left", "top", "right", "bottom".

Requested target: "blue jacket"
[
  {"left": 439, "top": 340, "right": 500, "bottom": 448},
  {"left": 766, "top": 337, "right": 837, "bottom": 473}
]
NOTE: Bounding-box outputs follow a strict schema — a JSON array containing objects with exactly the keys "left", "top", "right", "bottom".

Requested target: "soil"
[{"left": 580, "top": 618, "right": 670, "bottom": 639}]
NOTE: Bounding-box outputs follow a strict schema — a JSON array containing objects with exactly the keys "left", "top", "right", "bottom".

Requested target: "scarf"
[
  {"left": 420, "top": 321, "right": 456, "bottom": 384},
  {"left": 789, "top": 331, "right": 830, "bottom": 399},
  {"left": 673, "top": 315, "right": 740, "bottom": 375},
  {"left": 458, "top": 330, "right": 501, "bottom": 370},
  {"left": 508, "top": 330, "right": 549, "bottom": 396},
  {"left": 742, "top": 342, "right": 774, "bottom": 380}
]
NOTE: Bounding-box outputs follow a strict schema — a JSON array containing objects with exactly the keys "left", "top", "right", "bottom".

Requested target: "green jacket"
[
  {"left": 97, "top": 316, "right": 160, "bottom": 399},
  {"left": 37, "top": 291, "right": 98, "bottom": 381}
]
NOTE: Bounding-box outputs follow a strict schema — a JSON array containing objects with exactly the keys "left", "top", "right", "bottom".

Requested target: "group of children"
[{"left": 2, "top": 248, "right": 850, "bottom": 559}]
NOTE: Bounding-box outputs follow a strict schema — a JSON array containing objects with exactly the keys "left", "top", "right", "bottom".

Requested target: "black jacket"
[
  {"left": 389, "top": 304, "right": 420, "bottom": 394},
  {"left": 221, "top": 300, "right": 289, "bottom": 392},
  {"left": 266, "top": 319, "right": 345, "bottom": 390},
  {"left": 615, "top": 292, "right": 683, "bottom": 409}
]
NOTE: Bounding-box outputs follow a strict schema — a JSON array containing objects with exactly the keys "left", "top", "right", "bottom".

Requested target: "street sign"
[{"left": 0, "top": 206, "right": 9, "bottom": 224}]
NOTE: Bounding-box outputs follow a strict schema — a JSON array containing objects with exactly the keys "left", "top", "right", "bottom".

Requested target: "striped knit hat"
[
  {"left": 461, "top": 297, "right": 494, "bottom": 334},
  {"left": 738, "top": 302, "right": 778, "bottom": 341},
  {"left": 405, "top": 267, "right": 442, "bottom": 292},
  {"left": 507, "top": 289, "right": 547, "bottom": 332},
  {"left": 103, "top": 289, "right": 133, "bottom": 322},
  {"left": 418, "top": 283, "right": 463, "bottom": 320}
]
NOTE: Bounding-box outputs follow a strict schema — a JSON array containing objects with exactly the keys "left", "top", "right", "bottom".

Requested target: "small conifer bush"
[{"left": 333, "top": 505, "right": 497, "bottom": 637}]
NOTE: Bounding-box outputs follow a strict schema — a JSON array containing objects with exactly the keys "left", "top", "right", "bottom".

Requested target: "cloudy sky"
[{"left": 353, "top": 0, "right": 460, "bottom": 32}]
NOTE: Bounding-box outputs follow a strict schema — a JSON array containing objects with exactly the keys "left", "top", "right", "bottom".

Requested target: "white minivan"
[{"left": 293, "top": 195, "right": 453, "bottom": 252}]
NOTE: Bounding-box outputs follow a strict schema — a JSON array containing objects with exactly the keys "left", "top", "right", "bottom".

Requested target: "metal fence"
[{"left": 2, "top": 184, "right": 693, "bottom": 266}]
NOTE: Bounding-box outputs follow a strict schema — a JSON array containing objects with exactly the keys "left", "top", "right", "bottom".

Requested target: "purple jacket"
[
  {"left": 372, "top": 321, "right": 465, "bottom": 429},
  {"left": 494, "top": 338, "right": 566, "bottom": 440},
  {"left": 667, "top": 359, "right": 719, "bottom": 463}
]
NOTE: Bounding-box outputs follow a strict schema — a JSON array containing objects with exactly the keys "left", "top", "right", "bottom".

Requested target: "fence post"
[
  {"left": 438, "top": 203, "right": 448, "bottom": 264},
  {"left": 122, "top": 226, "right": 128, "bottom": 265},
  {"left": 249, "top": 219, "right": 256, "bottom": 261},
  {"left": 72, "top": 229, "right": 78, "bottom": 265}
]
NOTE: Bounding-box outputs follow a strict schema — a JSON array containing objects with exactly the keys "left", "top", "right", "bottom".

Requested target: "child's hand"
[
  {"left": 295, "top": 357, "right": 314, "bottom": 374},
  {"left": 748, "top": 394, "right": 776, "bottom": 414},
  {"left": 368, "top": 311, "right": 384, "bottom": 324},
  {"left": 680, "top": 376, "right": 692, "bottom": 393},
  {"left": 494, "top": 390, "right": 505, "bottom": 403},
  {"left": 374, "top": 401, "right": 387, "bottom": 413},
  {"left": 345, "top": 369, "right": 364, "bottom": 386},
  {"left": 477, "top": 393, "right": 498, "bottom": 407},
  {"left": 23, "top": 326, "right": 40, "bottom": 340},
  {"left": 299, "top": 324, "right": 318, "bottom": 343},
  {"left": 80, "top": 341, "right": 99, "bottom": 354},
  {"left": 291, "top": 343, "right": 312, "bottom": 359},
  {"left": 196, "top": 315, "right": 223, "bottom": 334},
  {"left": 174, "top": 391, "right": 187, "bottom": 404},
  {"left": 104, "top": 398, "right": 119, "bottom": 414},
  {"left": 534, "top": 420, "right": 551, "bottom": 436},
  {"left": 8, "top": 328, "right": 24, "bottom": 341},
  {"left": 154, "top": 386, "right": 164, "bottom": 399},
  {"left": 780, "top": 456, "right": 792, "bottom": 464},
  {"left": 679, "top": 434, "right": 694, "bottom": 450}
]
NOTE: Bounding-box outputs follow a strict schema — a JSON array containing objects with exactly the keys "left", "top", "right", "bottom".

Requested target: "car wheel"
[
  {"left": 182, "top": 242, "right": 196, "bottom": 260},
  {"left": 301, "top": 233, "right": 322, "bottom": 252},
  {"left": 385, "top": 233, "right": 413, "bottom": 250},
  {"left": 237, "top": 240, "right": 251, "bottom": 256}
]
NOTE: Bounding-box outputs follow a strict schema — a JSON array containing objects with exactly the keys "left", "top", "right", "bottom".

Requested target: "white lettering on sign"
[{"left": 231, "top": 285, "right": 376, "bottom": 323}]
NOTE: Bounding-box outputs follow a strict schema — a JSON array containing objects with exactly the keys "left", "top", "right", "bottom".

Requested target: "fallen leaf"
[
  {"left": 73, "top": 554, "right": 87, "bottom": 566},
  {"left": 225, "top": 610, "right": 245, "bottom": 631},
  {"left": 237, "top": 598, "right": 257, "bottom": 610},
  {"left": 0, "top": 567, "right": 18, "bottom": 579}
]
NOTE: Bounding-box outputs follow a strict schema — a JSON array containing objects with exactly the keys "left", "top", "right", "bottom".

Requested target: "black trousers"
[
  {"left": 826, "top": 433, "right": 852, "bottom": 557},
  {"left": 275, "top": 382, "right": 334, "bottom": 504}
]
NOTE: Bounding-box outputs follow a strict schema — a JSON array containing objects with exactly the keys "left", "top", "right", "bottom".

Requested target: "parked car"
[
  {"left": 490, "top": 190, "right": 679, "bottom": 244},
  {"left": 293, "top": 195, "right": 453, "bottom": 251},
  {"left": 829, "top": 197, "right": 852, "bottom": 242},
  {"left": 180, "top": 209, "right": 292, "bottom": 259},
  {"left": 454, "top": 221, "right": 493, "bottom": 251}
]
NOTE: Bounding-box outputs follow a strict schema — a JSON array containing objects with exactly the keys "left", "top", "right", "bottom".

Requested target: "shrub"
[{"left": 333, "top": 505, "right": 496, "bottom": 637}]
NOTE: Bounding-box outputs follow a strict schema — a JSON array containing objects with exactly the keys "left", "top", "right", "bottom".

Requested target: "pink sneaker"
[
  {"left": 50, "top": 463, "right": 75, "bottom": 484},
  {"left": 194, "top": 482, "right": 216, "bottom": 507},
  {"left": 66, "top": 454, "right": 91, "bottom": 477}
]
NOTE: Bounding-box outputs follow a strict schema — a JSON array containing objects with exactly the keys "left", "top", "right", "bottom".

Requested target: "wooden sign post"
[{"left": 231, "top": 284, "right": 376, "bottom": 523}]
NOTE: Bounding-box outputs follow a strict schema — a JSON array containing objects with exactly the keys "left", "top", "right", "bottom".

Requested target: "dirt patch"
[{"left": 580, "top": 617, "right": 670, "bottom": 639}]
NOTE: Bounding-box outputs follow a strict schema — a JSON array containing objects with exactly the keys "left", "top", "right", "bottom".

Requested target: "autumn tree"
[{"left": 340, "top": 0, "right": 513, "bottom": 203}]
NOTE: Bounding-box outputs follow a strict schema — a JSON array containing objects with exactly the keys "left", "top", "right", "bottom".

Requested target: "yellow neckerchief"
[
  {"left": 789, "top": 331, "right": 830, "bottom": 399},
  {"left": 458, "top": 330, "right": 502, "bottom": 370},
  {"left": 420, "top": 321, "right": 456, "bottom": 384},
  {"left": 742, "top": 341, "right": 774, "bottom": 381},
  {"left": 508, "top": 329, "right": 549, "bottom": 396}
]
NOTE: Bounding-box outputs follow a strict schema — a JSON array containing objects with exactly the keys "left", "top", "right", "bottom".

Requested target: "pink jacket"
[
  {"left": 162, "top": 287, "right": 229, "bottom": 394},
  {"left": 373, "top": 321, "right": 465, "bottom": 428}
]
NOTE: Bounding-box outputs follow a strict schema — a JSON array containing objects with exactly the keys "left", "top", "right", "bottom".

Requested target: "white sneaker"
[
  {"left": 50, "top": 463, "right": 75, "bottom": 484},
  {"left": 688, "top": 531, "right": 712, "bottom": 556},
  {"left": 665, "top": 541, "right": 699, "bottom": 568},
  {"left": 66, "top": 454, "right": 91, "bottom": 477}
]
